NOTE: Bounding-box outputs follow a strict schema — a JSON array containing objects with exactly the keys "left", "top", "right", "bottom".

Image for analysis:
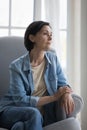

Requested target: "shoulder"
[
  {"left": 9, "top": 53, "right": 28, "bottom": 70},
  {"left": 46, "top": 50, "right": 59, "bottom": 62},
  {"left": 46, "top": 49, "right": 57, "bottom": 57},
  {"left": 45, "top": 50, "right": 62, "bottom": 69}
]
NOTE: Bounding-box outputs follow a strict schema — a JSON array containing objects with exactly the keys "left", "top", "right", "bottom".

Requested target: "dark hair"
[{"left": 24, "top": 21, "right": 50, "bottom": 52}]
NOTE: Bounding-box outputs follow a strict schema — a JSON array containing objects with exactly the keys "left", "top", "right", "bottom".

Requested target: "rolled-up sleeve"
[{"left": 30, "top": 96, "right": 40, "bottom": 106}]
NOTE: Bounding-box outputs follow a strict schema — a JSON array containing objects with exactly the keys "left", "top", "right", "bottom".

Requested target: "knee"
[
  {"left": 32, "top": 108, "right": 42, "bottom": 120},
  {"left": 28, "top": 108, "right": 43, "bottom": 130},
  {"left": 11, "top": 121, "right": 24, "bottom": 130},
  {"left": 70, "top": 94, "right": 84, "bottom": 117},
  {"left": 25, "top": 107, "right": 43, "bottom": 121},
  {"left": 72, "top": 94, "right": 84, "bottom": 112}
]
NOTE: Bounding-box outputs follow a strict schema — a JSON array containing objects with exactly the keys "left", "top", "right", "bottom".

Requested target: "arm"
[
  {"left": 52, "top": 54, "right": 69, "bottom": 88},
  {"left": 55, "top": 56, "right": 74, "bottom": 115},
  {"left": 9, "top": 64, "right": 40, "bottom": 107},
  {"left": 9, "top": 65, "right": 72, "bottom": 107},
  {"left": 36, "top": 54, "right": 73, "bottom": 107},
  {"left": 37, "top": 87, "right": 72, "bottom": 107}
]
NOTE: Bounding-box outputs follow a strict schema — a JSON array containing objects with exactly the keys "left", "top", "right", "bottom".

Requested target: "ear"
[{"left": 29, "top": 34, "right": 35, "bottom": 42}]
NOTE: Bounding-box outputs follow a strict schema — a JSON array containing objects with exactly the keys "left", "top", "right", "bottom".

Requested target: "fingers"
[
  {"left": 62, "top": 102, "right": 72, "bottom": 115},
  {"left": 62, "top": 100, "right": 68, "bottom": 115},
  {"left": 59, "top": 87, "right": 73, "bottom": 96},
  {"left": 61, "top": 97, "right": 75, "bottom": 115},
  {"left": 64, "top": 87, "right": 73, "bottom": 93},
  {"left": 68, "top": 99, "right": 75, "bottom": 115},
  {"left": 54, "top": 86, "right": 73, "bottom": 100}
]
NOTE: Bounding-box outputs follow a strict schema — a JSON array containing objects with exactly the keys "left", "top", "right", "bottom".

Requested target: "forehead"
[{"left": 40, "top": 25, "right": 52, "bottom": 32}]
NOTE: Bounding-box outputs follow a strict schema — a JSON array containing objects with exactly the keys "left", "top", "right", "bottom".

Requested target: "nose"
[{"left": 48, "top": 34, "right": 52, "bottom": 40}]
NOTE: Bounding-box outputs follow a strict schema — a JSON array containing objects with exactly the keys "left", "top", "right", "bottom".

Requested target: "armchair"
[{"left": 0, "top": 36, "right": 83, "bottom": 130}]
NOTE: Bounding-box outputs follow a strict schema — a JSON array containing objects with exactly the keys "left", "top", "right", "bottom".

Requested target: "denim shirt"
[{"left": 0, "top": 51, "right": 69, "bottom": 112}]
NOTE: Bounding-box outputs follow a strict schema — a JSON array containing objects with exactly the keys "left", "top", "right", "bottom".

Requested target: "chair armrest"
[
  {"left": 43, "top": 117, "right": 81, "bottom": 130},
  {"left": 67, "top": 94, "right": 84, "bottom": 118}
]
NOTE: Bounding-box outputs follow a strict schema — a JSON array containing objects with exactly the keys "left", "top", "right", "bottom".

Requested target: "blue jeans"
[{"left": 0, "top": 106, "right": 43, "bottom": 130}]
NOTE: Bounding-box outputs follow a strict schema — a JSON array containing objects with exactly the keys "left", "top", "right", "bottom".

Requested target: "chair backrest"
[{"left": 0, "top": 36, "right": 27, "bottom": 97}]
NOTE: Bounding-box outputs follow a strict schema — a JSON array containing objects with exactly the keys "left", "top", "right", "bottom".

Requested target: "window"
[
  {"left": 59, "top": 0, "right": 67, "bottom": 70},
  {"left": 0, "top": 0, "right": 34, "bottom": 36},
  {"left": 0, "top": 0, "right": 67, "bottom": 70},
  {"left": 41, "top": 0, "right": 67, "bottom": 70}
]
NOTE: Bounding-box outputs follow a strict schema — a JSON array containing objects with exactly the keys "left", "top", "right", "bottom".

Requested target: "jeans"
[
  {"left": 0, "top": 94, "right": 83, "bottom": 130},
  {"left": 0, "top": 106, "right": 43, "bottom": 130},
  {"left": 43, "top": 101, "right": 66, "bottom": 126},
  {"left": 0, "top": 101, "right": 66, "bottom": 129}
]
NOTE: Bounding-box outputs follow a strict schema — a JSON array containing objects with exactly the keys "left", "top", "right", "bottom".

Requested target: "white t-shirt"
[{"left": 31, "top": 58, "right": 47, "bottom": 97}]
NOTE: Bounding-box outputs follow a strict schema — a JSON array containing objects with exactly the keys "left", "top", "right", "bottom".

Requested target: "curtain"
[
  {"left": 44, "top": 0, "right": 60, "bottom": 54},
  {"left": 33, "top": 0, "right": 60, "bottom": 56},
  {"left": 33, "top": 0, "right": 42, "bottom": 20}
]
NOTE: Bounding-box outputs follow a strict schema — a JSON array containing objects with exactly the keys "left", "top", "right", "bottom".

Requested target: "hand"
[
  {"left": 54, "top": 86, "right": 73, "bottom": 100},
  {"left": 60, "top": 93, "right": 75, "bottom": 115}
]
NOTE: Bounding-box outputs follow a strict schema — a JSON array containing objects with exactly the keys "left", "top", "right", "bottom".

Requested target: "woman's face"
[{"left": 30, "top": 25, "right": 52, "bottom": 51}]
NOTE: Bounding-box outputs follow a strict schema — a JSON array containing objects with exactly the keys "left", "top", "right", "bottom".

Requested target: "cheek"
[{"left": 37, "top": 37, "right": 46, "bottom": 43}]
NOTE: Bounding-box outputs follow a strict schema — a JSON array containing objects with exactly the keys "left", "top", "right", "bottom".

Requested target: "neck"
[{"left": 30, "top": 49, "right": 45, "bottom": 66}]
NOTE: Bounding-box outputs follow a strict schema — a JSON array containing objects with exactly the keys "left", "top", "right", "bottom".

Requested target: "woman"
[{"left": 0, "top": 21, "right": 74, "bottom": 130}]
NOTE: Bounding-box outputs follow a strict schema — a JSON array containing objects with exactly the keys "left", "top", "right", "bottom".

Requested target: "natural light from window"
[
  {"left": 0, "top": 0, "right": 34, "bottom": 36},
  {"left": 41, "top": 0, "right": 67, "bottom": 70},
  {"left": 58, "top": 0, "right": 67, "bottom": 70},
  {"left": 0, "top": 0, "right": 67, "bottom": 70}
]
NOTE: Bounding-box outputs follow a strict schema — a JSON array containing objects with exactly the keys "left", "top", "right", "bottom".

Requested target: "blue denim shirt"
[{"left": 0, "top": 51, "right": 69, "bottom": 112}]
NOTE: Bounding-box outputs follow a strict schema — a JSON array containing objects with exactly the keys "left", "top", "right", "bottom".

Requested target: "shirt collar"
[
  {"left": 45, "top": 52, "right": 52, "bottom": 64},
  {"left": 23, "top": 52, "right": 31, "bottom": 71},
  {"left": 23, "top": 51, "right": 52, "bottom": 71}
]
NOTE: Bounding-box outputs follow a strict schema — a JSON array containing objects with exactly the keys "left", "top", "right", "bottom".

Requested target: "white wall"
[
  {"left": 81, "top": 0, "right": 87, "bottom": 130},
  {"left": 67, "top": 0, "right": 81, "bottom": 95},
  {"left": 67, "top": 0, "right": 87, "bottom": 129}
]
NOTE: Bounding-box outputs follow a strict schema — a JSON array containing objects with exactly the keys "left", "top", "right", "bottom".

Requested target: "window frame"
[{"left": 0, "top": 0, "right": 34, "bottom": 36}]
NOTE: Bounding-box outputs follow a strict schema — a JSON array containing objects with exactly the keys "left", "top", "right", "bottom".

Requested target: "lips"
[{"left": 47, "top": 41, "right": 52, "bottom": 45}]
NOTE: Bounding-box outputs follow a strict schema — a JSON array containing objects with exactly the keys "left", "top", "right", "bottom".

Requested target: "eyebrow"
[{"left": 42, "top": 30, "right": 52, "bottom": 33}]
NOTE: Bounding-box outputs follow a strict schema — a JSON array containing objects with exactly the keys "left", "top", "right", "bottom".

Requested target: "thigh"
[
  {"left": 55, "top": 100, "right": 66, "bottom": 121},
  {"left": 0, "top": 106, "right": 38, "bottom": 129},
  {"left": 43, "top": 102, "right": 57, "bottom": 126},
  {"left": 43, "top": 100, "right": 66, "bottom": 126}
]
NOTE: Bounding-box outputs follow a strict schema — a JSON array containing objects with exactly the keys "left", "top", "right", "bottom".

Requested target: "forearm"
[
  {"left": 37, "top": 95, "right": 57, "bottom": 107},
  {"left": 37, "top": 86, "right": 72, "bottom": 107}
]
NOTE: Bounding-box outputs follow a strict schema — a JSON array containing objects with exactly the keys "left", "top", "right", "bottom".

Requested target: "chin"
[{"left": 44, "top": 46, "right": 51, "bottom": 51}]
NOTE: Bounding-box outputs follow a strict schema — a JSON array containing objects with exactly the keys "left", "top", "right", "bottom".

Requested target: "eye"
[
  {"left": 43, "top": 32, "right": 52, "bottom": 37},
  {"left": 43, "top": 32, "right": 48, "bottom": 35}
]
